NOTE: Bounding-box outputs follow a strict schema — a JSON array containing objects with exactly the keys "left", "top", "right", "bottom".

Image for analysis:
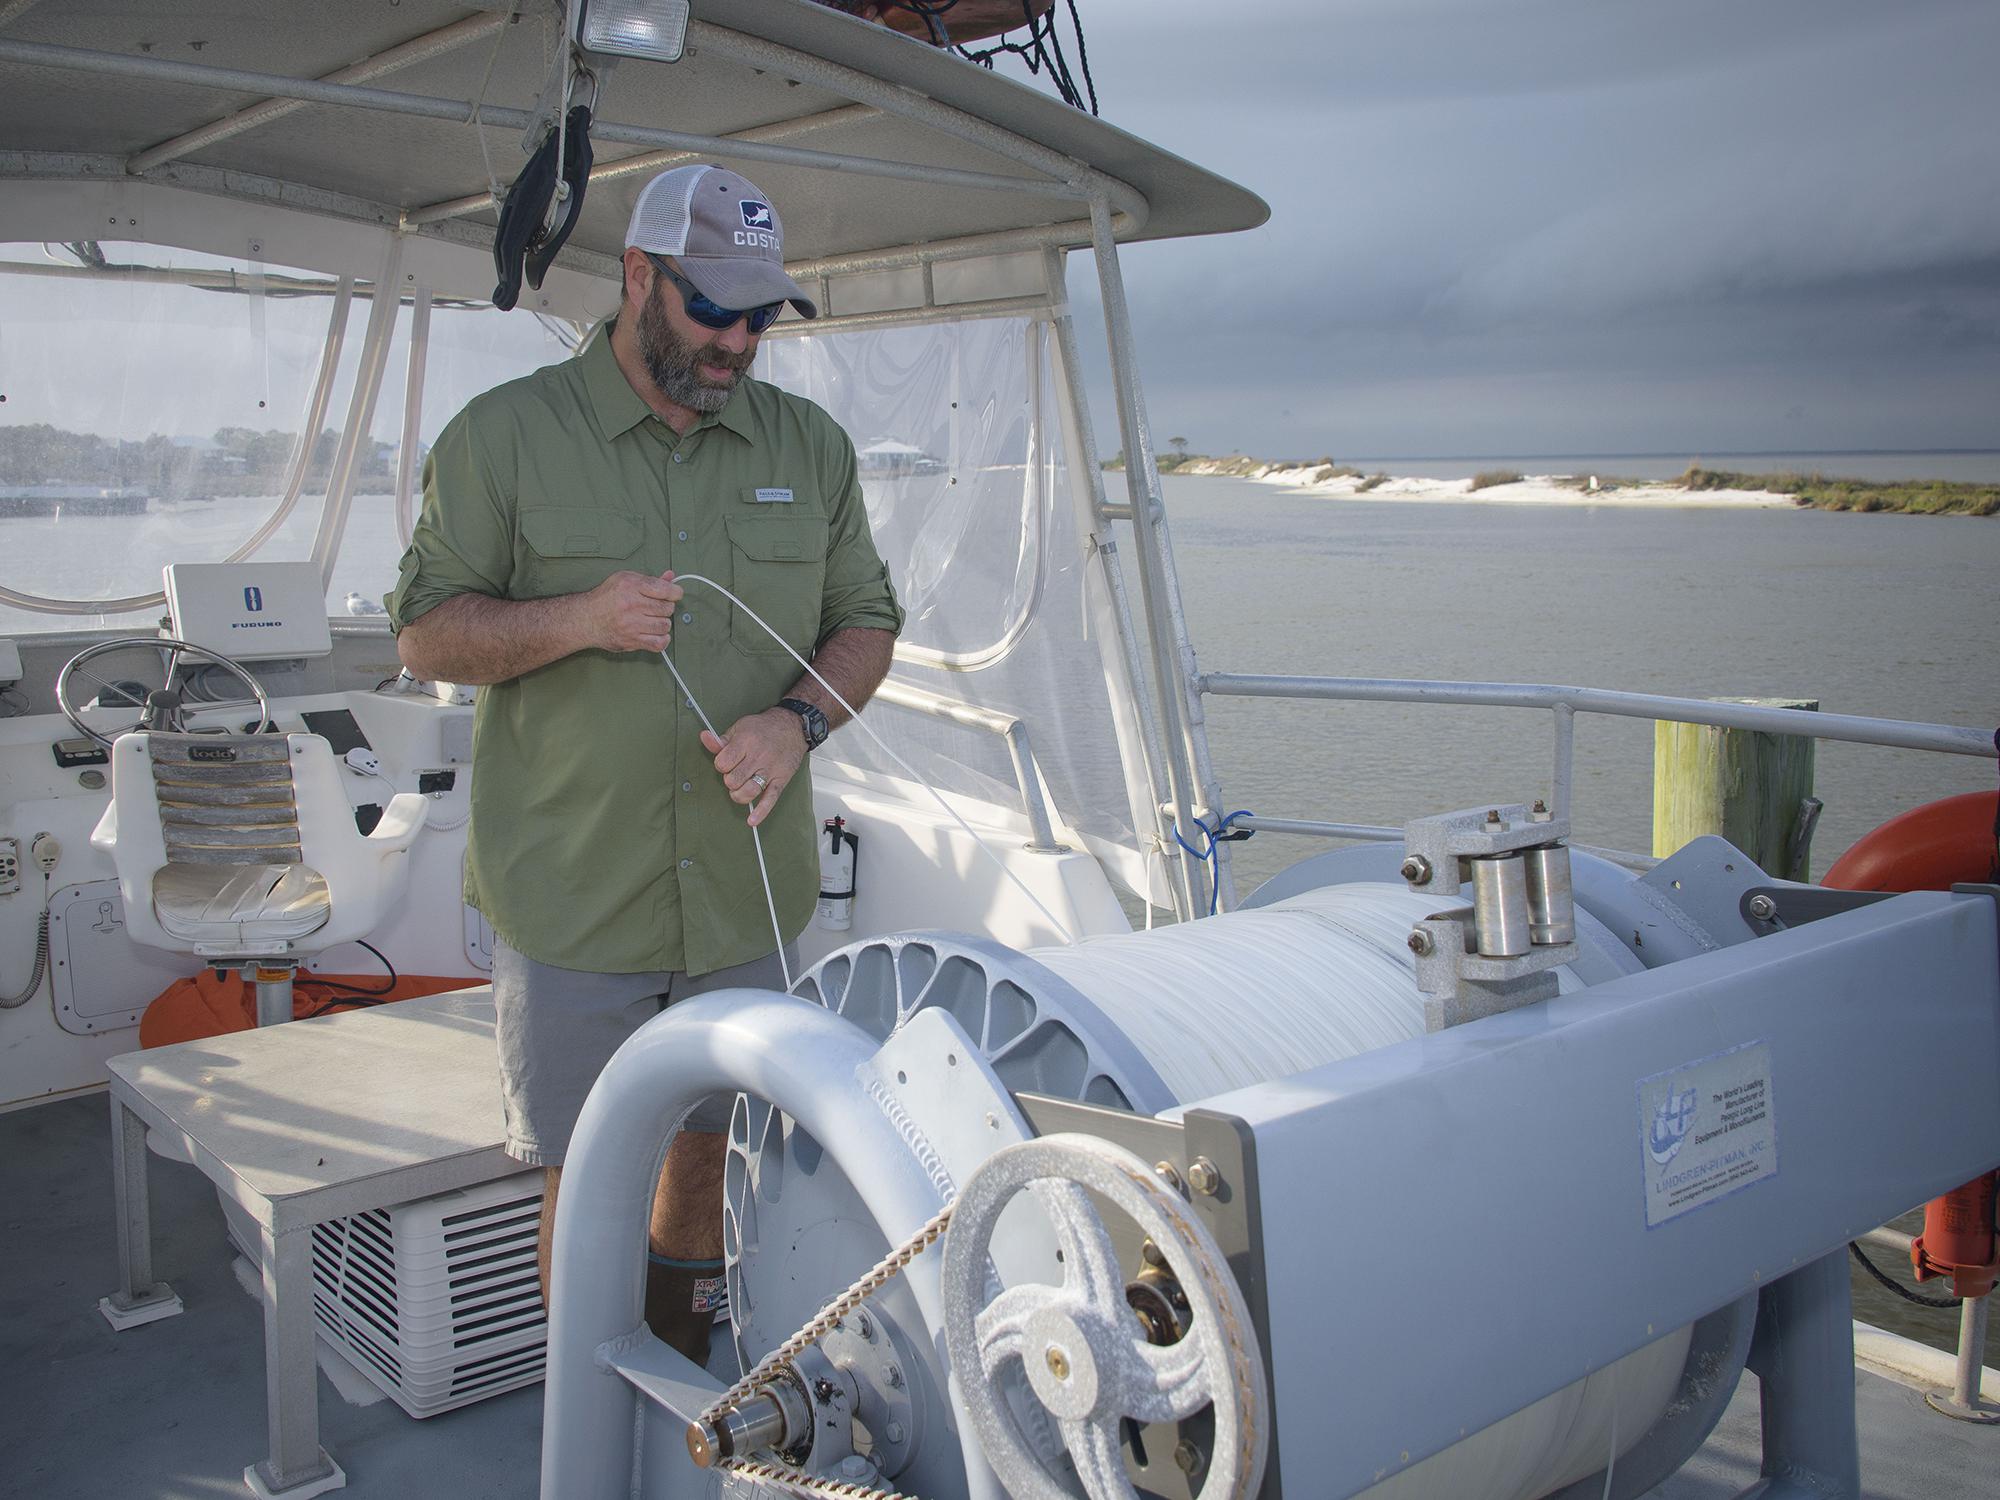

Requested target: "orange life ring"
[
  {"left": 840, "top": 1, "right": 1056, "bottom": 45},
  {"left": 1822, "top": 790, "right": 1999, "bottom": 892}
]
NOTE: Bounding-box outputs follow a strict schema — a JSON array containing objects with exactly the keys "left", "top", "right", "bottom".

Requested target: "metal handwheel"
[
  {"left": 57, "top": 636, "right": 271, "bottom": 746},
  {"left": 941, "top": 1133, "right": 1270, "bottom": 1500}
]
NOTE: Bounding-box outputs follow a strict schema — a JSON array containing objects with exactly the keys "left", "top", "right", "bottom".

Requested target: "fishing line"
[
  {"left": 654, "top": 641, "right": 796, "bottom": 996},
  {"left": 660, "top": 573, "right": 1079, "bottom": 995},
  {"left": 1024, "top": 883, "right": 1440, "bottom": 1101}
]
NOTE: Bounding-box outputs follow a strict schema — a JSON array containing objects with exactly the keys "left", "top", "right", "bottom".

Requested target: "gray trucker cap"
[{"left": 624, "top": 164, "right": 817, "bottom": 319}]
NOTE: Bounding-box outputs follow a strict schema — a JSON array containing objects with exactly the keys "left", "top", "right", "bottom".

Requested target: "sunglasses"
[{"left": 646, "top": 254, "right": 785, "bottom": 336}]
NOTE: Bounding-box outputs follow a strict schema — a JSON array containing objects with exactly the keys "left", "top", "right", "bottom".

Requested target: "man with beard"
[{"left": 387, "top": 165, "right": 901, "bottom": 1363}]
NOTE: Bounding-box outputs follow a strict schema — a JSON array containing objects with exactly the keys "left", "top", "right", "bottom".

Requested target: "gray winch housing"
[{"left": 537, "top": 822, "right": 2000, "bottom": 1500}]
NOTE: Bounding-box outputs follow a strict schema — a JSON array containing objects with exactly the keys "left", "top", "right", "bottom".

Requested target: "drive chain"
[{"left": 698, "top": 1200, "right": 955, "bottom": 1499}]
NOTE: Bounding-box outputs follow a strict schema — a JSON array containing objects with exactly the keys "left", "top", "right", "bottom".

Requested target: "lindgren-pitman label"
[{"left": 1638, "top": 1039, "right": 1778, "bottom": 1228}]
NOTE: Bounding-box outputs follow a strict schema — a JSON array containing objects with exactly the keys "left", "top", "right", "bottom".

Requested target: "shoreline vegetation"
[{"left": 1106, "top": 453, "right": 2000, "bottom": 515}]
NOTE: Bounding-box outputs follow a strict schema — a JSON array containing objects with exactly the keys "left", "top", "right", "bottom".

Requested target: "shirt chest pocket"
[
  {"left": 726, "top": 514, "right": 828, "bottom": 658},
  {"left": 516, "top": 507, "right": 645, "bottom": 599}
]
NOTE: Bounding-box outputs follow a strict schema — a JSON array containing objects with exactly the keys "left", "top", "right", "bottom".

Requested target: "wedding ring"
[{"left": 750, "top": 772, "right": 768, "bottom": 790}]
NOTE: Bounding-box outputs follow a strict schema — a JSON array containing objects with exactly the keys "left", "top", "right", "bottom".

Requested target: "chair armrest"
[{"left": 368, "top": 792, "right": 430, "bottom": 854}]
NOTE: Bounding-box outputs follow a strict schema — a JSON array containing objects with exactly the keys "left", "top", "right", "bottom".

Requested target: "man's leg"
[
  {"left": 644, "top": 1129, "right": 729, "bottom": 1362},
  {"left": 535, "top": 1136, "right": 727, "bottom": 1362},
  {"left": 505, "top": 937, "right": 796, "bottom": 1358},
  {"left": 494, "top": 938, "right": 677, "bottom": 1313},
  {"left": 643, "top": 942, "right": 798, "bottom": 1363},
  {"left": 537, "top": 1166, "right": 561, "bottom": 1308}
]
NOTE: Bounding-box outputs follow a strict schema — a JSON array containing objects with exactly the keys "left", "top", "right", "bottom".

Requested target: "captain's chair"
[{"left": 91, "top": 731, "right": 427, "bottom": 1025}]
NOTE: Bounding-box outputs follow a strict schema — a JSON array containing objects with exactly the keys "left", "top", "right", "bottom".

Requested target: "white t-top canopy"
[{"left": 0, "top": 0, "right": 1269, "bottom": 279}]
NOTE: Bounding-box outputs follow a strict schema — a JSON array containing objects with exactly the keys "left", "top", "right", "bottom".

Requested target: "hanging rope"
[
  {"left": 872, "top": 0, "right": 1101, "bottom": 114},
  {"left": 1847, "top": 1241, "right": 1962, "bottom": 1310}
]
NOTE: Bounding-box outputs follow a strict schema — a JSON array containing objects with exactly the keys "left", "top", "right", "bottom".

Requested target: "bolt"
[
  {"left": 1530, "top": 799, "right": 1552, "bottom": 823},
  {"left": 984, "top": 1111, "right": 999, "bottom": 1129},
  {"left": 886, "top": 1363, "right": 903, "bottom": 1390},
  {"left": 856, "top": 1311, "right": 873, "bottom": 1341},
  {"left": 1748, "top": 894, "right": 1778, "bottom": 921},
  {"left": 1399, "top": 854, "right": 1432, "bottom": 886},
  {"left": 885, "top": 1421, "right": 905, "bottom": 1444},
  {"left": 1484, "top": 809, "right": 1506, "bottom": 832},
  {"left": 1140, "top": 1238, "right": 1167, "bottom": 1268},
  {"left": 1174, "top": 1439, "right": 1205, "bottom": 1476},
  {"left": 1045, "top": 1346, "right": 1071, "bottom": 1381},
  {"left": 1186, "top": 1157, "right": 1221, "bottom": 1196},
  {"left": 1153, "top": 1161, "right": 1185, "bottom": 1196},
  {"left": 1408, "top": 928, "right": 1435, "bottom": 957}
]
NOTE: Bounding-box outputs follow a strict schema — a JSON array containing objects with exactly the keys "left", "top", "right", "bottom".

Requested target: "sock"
[{"left": 646, "top": 1253, "right": 725, "bottom": 1365}]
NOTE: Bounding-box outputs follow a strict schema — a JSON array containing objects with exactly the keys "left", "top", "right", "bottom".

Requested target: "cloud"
[{"left": 1048, "top": 0, "right": 2000, "bottom": 455}]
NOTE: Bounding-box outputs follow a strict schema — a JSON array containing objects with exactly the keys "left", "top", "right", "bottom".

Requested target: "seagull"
[{"left": 345, "top": 592, "right": 387, "bottom": 616}]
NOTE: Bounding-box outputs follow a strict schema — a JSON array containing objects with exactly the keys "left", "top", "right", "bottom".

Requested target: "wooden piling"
[{"left": 1653, "top": 698, "right": 1821, "bottom": 879}]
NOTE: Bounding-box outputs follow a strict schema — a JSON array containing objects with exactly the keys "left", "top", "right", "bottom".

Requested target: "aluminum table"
[{"left": 98, "top": 987, "right": 518, "bottom": 1498}]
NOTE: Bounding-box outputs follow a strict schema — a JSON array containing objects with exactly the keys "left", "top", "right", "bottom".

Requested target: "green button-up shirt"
[{"left": 387, "top": 327, "right": 902, "bottom": 975}]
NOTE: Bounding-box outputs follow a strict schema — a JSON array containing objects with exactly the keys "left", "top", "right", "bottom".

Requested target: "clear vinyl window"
[
  {"left": 327, "top": 300, "right": 579, "bottom": 620},
  {"left": 762, "top": 316, "right": 1150, "bottom": 875},
  {"left": 0, "top": 240, "right": 364, "bottom": 632},
  {"left": 0, "top": 239, "right": 579, "bottom": 633}
]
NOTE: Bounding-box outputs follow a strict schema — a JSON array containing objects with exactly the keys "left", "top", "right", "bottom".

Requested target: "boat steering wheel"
[{"left": 57, "top": 637, "right": 272, "bottom": 747}]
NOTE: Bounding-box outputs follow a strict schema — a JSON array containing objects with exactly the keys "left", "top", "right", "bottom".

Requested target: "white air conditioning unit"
[{"left": 309, "top": 1173, "right": 547, "bottom": 1418}]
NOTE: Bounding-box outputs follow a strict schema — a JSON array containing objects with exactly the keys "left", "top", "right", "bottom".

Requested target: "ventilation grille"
[{"left": 309, "top": 1172, "right": 548, "bottom": 1418}]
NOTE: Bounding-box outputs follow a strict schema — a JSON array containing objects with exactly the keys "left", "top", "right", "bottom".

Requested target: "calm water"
[
  {"left": 1165, "top": 474, "right": 2000, "bottom": 1353},
  {"left": 1166, "top": 475, "right": 1999, "bottom": 897}
]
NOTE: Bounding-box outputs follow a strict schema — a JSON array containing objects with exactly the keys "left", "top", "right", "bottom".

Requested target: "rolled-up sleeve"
[
  {"left": 815, "top": 429, "right": 904, "bottom": 643},
  {"left": 385, "top": 408, "right": 514, "bottom": 632}
]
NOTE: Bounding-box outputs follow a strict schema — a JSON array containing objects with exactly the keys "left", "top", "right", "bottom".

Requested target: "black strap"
[
  {"left": 490, "top": 122, "right": 562, "bottom": 311},
  {"left": 526, "top": 105, "right": 595, "bottom": 293}
]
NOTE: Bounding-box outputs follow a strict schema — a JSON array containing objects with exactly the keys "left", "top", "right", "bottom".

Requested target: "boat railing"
[
  {"left": 1857, "top": 1226, "right": 1993, "bottom": 1413},
  {"left": 867, "top": 677, "right": 1065, "bottom": 853},
  {"left": 1194, "top": 671, "right": 1997, "bottom": 869}
]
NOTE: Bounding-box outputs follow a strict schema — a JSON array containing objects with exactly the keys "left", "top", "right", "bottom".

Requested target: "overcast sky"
[{"left": 1044, "top": 0, "right": 2000, "bottom": 460}]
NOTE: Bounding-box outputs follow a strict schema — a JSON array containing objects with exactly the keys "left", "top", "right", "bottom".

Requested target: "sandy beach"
[{"left": 1245, "top": 464, "right": 1795, "bottom": 508}]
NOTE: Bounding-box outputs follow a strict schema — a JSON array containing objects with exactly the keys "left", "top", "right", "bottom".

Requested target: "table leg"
[
  {"left": 244, "top": 1223, "right": 345, "bottom": 1499},
  {"left": 97, "top": 1091, "right": 184, "bottom": 1331}
]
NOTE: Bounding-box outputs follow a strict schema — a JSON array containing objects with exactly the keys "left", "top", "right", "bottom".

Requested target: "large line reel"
[{"left": 701, "top": 870, "right": 1707, "bottom": 1500}]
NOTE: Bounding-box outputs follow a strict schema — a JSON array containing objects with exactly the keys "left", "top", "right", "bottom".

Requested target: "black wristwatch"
[{"left": 778, "top": 697, "right": 830, "bottom": 751}]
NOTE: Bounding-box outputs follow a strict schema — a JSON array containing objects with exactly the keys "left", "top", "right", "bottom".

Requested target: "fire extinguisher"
[{"left": 817, "top": 816, "right": 859, "bottom": 932}]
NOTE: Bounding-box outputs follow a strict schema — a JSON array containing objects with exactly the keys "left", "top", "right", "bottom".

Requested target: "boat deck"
[{"left": 3, "top": 1092, "right": 1994, "bottom": 1500}]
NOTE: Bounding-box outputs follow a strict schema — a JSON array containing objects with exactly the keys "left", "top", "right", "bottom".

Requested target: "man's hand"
[
  {"left": 584, "top": 571, "right": 683, "bottom": 653},
  {"left": 701, "top": 709, "right": 807, "bottom": 828}
]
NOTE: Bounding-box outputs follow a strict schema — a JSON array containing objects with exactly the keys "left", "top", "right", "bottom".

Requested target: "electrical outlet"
[
  {"left": 0, "top": 837, "right": 19, "bottom": 896},
  {"left": 30, "top": 832, "right": 60, "bottom": 875}
]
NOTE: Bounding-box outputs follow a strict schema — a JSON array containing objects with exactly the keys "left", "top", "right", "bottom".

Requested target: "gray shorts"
[{"left": 492, "top": 937, "right": 797, "bottom": 1167}]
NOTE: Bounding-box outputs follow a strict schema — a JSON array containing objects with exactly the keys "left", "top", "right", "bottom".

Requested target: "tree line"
[{"left": 0, "top": 423, "right": 393, "bottom": 496}]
